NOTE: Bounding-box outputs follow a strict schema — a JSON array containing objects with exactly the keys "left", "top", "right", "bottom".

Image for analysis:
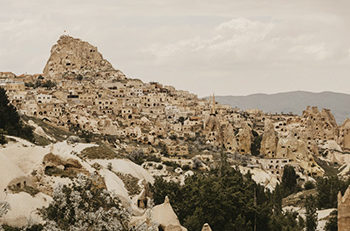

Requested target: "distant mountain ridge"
[{"left": 213, "top": 91, "right": 350, "bottom": 124}]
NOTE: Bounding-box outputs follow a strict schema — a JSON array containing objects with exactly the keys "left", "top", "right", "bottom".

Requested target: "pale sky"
[{"left": 1, "top": 0, "right": 350, "bottom": 97}]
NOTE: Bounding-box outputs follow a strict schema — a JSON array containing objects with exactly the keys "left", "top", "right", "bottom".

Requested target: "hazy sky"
[{"left": 1, "top": 0, "right": 350, "bottom": 97}]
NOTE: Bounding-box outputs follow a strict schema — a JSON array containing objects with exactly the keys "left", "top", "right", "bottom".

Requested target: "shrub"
[
  {"left": 304, "top": 181, "right": 315, "bottom": 190},
  {"left": 114, "top": 172, "right": 141, "bottom": 196},
  {"left": 325, "top": 210, "right": 337, "bottom": 231},
  {"left": 79, "top": 146, "right": 118, "bottom": 159},
  {"left": 0, "top": 134, "right": 6, "bottom": 145},
  {"left": 40, "top": 174, "right": 129, "bottom": 230},
  {"left": 182, "top": 165, "right": 190, "bottom": 171},
  {"left": 163, "top": 161, "right": 180, "bottom": 169}
]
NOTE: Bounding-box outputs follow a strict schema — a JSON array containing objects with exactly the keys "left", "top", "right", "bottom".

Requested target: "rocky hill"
[
  {"left": 43, "top": 35, "right": 125, "bottom": 80},
  {"left": 213, "top": 91, "right": 350, "bottom": 124},
  {"left": 1, "top": 35, "right": 350, "bottom": 230}
]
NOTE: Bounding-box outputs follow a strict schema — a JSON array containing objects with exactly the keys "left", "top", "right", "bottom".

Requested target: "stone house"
[
  {"left": 167, "top": 144, "right": 189, "bottom": 156},
  {"left": 36, "top": 94, "right": 53, "bottom": 104}
]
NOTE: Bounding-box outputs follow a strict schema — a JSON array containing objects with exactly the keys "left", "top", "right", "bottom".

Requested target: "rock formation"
[
  {"left": 236, "top": 123, "right": 252, "bottom": 154},
  {"left": 260, "top": 119, "right": 278, "bottom": 158},
  {"left": 339, "top": 119, "right": 350, "bottom": 151},
  {"left": 150, "top": 196, "right": 187, "bottom": 231},
  {"left": 302, "top": 106, "right": 338, "bottom": 141},
  {"left": 275, "top": 129, "right": 323, "bottom": 176},
  {"left": 338, "top": 186, "right": 350, "bottom": 231},
  {"left": 223, "top": 123, "right": 238, "bottom": 153},
  {"left": 201, "top": 223, "right": 212, "bottom": 231},
  {"left": 43, "top": 35, "right": 125, "bottom": 80}
]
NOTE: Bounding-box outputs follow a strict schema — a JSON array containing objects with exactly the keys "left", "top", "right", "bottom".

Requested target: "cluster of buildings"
[{"left": 1, "top": 35, "right": 350, "bottom": 180}]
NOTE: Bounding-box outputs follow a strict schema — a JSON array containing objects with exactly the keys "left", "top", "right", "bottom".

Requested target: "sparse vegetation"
[
  {"left": 304, "top": 181, "right": 315, "bottom": 190},
  {"left": 22, "top": 115, "right": 73, "bottom": 142},
  {"left": 128, "top": 149, "right": 161, "bottom": 165},
  {"left": 79, "top": 145, "right": 120, "bottom": 159},
  {"left": 163, "top": 161, "right": 181, "bottom": 169},
  {"left": 115, "top": 172, "right": 141, "bottom": 196},
  {"left": 8, "top": 185, "right": 40, "bottom": 197}
]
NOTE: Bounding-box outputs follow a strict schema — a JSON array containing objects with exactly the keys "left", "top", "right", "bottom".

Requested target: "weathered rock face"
[
  {"left": 236, "top": 123, "right": 252, "bottom": 154},
  {"left": 260, "top": 120, "right": 278, "bottom": 158},
  {"left": 338, "top": 186, "right": 350, "bottom": 231},
  {"left": 302, "top": 106, "right": 338, "bottom": 142},
  {"left": 276, "top": 129, "right": 323, "bottom": 176},
  {"left": 43, "top": 35, "right": 125, "bottom": 80},
  {"left": 339, "top": 119, "right": 350, "bottom": 151},
  {"left": 223, "top": 123, "right": 238, "bottom": 153},
  {"left": 203, "top": 114, "right": 222, "bottom": 146}
]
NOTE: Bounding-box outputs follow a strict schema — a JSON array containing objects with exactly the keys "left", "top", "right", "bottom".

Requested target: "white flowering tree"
[
  {"left": 40, "top": 174, "right": 130, "bottom": 231},
  {"left": 0, "top": 201, "right": 10, "bottom": 218},
  {"left": 0, "top": 201, "right": 10, "bottom": 231}
]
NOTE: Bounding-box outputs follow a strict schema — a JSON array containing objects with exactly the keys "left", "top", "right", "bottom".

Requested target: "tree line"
[{"left": 0, "top": 87, "right": 33, "bottom": 144}]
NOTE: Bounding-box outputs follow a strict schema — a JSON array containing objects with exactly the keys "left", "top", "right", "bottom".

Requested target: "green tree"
[
  {"left": 0, "top": 88, "right": 34, "bottom": 141},
  {"left": 305, "top": 195, "right": 318, "bottom": 231},
  {"left": 281, "top": 165, "right": 297, "bottom": 197},
  {"left": 151, "top": 165, "right": 300, "bottom": 231},
  {"left": 304, "top": 181, "right": 315, "bottom": 190},
  {"left": 272, "top": 184, "right": 283, "bottom": 213},
  {"left": 0, "top": 128, "right": 6, "bottom": 145},
  {"left": 325, "top": 210, "right": 337, "bottom": 231},
  {"left": 316, "top": 176, "right": 350, "bottom": 209}
]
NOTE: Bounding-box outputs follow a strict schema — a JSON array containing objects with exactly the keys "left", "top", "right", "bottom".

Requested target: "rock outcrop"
[
  {"left": 339, "top": 119, "right": 350, "bottom": 151},
  {"left": 150, "top": 196, "right": 187, "bottom": 231},
  {"left": 302, "top": 106, "right": 338, "bottom": 142},
  {"left": 236, "top": 123, "right": 252, "bottom": 154},
  {"left": 260, "top": 120, "right": 278, "bottom": 158},
  {"left": 43, "top": 35, "right": 125, "bottom": 80},
  {"left": 276, "top": 129, "right": 323, "bottom": 176},
  {"left": 338, "top": 186, "right": 350, "bottom": 231},
  {"left": 223, "top": 123, "right": 238, "bottom": 153}
]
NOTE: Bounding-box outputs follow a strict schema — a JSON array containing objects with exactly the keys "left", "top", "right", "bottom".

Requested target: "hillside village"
[
  {"left": 2, "top": 35, "right": 350, "bottom": 178},
  {"left": 1, "top": 35, "right": 350, "bottom": 230}
]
